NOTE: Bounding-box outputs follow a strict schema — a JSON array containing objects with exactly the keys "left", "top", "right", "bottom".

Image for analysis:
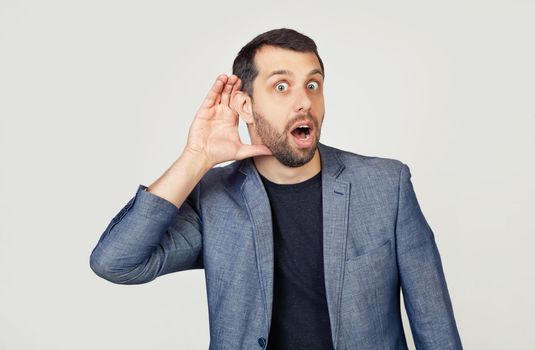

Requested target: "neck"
[{"left": 252, "top": 148, "right": 321, "bottom": 184}]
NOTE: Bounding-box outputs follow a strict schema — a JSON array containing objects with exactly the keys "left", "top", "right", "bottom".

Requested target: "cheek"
[
  {"left": 258, "top": 107, "right": 289, "bottom": 126},
  {"left": 310, "top": 99, "right": 323, "bottom": 113},
  {"left": 313, "top": 95, "right": 325, "bottom": 108},
  {"left": 314, "top": 100, "right": 325, "bottom": 118}
]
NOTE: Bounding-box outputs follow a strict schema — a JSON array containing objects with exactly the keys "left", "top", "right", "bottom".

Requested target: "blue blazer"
[{"left": 90, "top": 143, "right": 462, "bottom": 349}]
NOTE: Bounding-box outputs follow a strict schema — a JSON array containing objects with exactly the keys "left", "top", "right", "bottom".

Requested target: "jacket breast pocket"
[{"left": 344, "top": 239, "right": 393, "bottom": 274}]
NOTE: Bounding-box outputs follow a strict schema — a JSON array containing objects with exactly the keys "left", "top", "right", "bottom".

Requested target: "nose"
[{"left": 294, "top": 87, "right": 312, "bottom": 114}]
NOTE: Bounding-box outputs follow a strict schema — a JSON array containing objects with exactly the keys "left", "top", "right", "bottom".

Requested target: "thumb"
[{"left": 236, "top": 144, "right": 273, "bottom": 160}]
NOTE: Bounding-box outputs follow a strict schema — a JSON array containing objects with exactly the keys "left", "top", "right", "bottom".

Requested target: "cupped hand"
[{"left": 184, "top": 74, "right": 272, "bottom": 167}]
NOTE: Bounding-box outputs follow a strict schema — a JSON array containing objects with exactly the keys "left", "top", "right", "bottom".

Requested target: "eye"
[
  {"left": 275, "top": 82, "right": 289, "bottom": 92},
  {"left": 307, "top": 81, "right": 319, "bottom": 90}
]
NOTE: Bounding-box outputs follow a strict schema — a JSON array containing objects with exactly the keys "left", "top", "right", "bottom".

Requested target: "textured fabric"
[
  {"left": 89, "top": 142, "right": 463, "bottom": 349},
  {"left": 260, "top": 171, "right": 333, "bottom": 350}
]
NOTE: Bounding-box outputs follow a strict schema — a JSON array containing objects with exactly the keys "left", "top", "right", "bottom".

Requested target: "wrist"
[{"left": 180, "top": 147, "right": 213, "bottom": 174}]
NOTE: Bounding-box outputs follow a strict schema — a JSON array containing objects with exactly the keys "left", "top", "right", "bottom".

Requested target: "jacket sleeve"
[
  {"left": 89, "top": 183, "right": 203, "bottom": 285},
  {"left": 396, "top": 163, "right": 463, "bottom": 349}
]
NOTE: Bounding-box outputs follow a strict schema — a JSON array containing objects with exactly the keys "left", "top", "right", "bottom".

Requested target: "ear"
[{"left": 232, "top": 91, "right": 254, "bottom": 124}]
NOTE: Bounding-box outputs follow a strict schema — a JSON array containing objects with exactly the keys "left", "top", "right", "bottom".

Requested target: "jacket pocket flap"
[{"left": 345, "top": 239, "right": 392, "bottom": 272}]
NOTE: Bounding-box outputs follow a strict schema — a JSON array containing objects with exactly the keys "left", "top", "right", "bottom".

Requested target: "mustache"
[{"left": 284, "top": 113, "right": 318, "bottom": 132}]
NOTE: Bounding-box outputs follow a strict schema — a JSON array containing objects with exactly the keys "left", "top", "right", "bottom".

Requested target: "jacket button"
[{"left": 258, "top": 337, "right": 266, "bottom": 348}]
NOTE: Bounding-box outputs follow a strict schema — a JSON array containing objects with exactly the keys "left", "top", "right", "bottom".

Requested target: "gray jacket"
[{"left": 90, "top": 142, "right": 462, "bottom": 349}]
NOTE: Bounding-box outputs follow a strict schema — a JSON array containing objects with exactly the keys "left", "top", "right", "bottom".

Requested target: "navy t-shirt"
[{"left": 259, "top": 170, "right": 334, "bottom": 350}]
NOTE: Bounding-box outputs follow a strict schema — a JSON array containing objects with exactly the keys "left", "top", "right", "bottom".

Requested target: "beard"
[{"left": 252, "top": 109, "right": 322, "bottom": 168}]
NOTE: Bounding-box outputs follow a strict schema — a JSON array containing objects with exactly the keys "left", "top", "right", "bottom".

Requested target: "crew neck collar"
[{"left": 259, "top": 170, "right": 322, "bottom": 192}]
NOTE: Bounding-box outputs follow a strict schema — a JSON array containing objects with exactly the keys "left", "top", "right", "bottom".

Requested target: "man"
[{"left": 90, "top": 28, "right": 462, "bottom": 349}]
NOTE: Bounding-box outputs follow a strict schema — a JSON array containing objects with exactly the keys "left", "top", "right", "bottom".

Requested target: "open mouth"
[
  {"left": 289, "top": 121, "right": 315, "bottom": 148},
  {"left": 290, "top": 124, "right": 312, "bottom": 140}
]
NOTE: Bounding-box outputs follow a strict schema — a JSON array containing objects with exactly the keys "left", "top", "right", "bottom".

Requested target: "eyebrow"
[{"left": 266, "top": 68, "right": 324, "bottom": 79}]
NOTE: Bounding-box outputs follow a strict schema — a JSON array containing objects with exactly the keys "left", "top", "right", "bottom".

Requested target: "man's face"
[{"left": 249, "top": 45, "right": 325, "bottom": 167}]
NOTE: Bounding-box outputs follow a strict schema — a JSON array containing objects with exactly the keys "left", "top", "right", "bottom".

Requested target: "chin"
[{"left": 275, "top": 144, "right": 318, "bottom": 168}]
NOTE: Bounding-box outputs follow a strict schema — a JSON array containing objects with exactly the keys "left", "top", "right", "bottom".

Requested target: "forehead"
[{"left": 253, "top": 45, "right": 322, "bottom": 79}]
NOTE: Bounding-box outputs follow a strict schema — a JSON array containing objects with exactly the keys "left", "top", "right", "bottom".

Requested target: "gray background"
[{"left": 1, "top": 0, "right": 534, "bottom": 349}]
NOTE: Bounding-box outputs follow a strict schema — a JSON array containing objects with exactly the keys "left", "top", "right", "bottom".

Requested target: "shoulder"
[
  {"left": 320, "top": 143, "right": 407, "bottom": 181},
  {"left": 198, "top": 159, "right": 247, "bottom": 192}
]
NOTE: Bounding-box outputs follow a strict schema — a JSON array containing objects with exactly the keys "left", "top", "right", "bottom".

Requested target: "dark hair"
[{"left": 232, "top": 28, "right": 324, "bottom": 98}]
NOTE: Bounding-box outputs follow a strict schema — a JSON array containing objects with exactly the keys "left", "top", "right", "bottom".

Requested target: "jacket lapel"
[
  {"left": 238, "top": 159, "right": 274, "bottom": 331},
  {"left": 319, "top": 143, "right": 350, "bottom": 348}
]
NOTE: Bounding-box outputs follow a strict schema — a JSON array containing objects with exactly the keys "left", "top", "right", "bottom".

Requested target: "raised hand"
[{"left": 184, "top": 74, "right": 272, "bottom": 168}]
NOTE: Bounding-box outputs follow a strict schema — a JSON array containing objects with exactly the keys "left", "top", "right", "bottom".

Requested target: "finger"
[
  {"left": 201, "top": 74, "right": 228, "bottom": 109},
  {"left": 231, "top": 77, "right": 242, "bottom": 95},
  {"left": 220, "top": 75, "right": 238, "bottom": 106},
  {"left": 236, "top": 144, "right": 273, "bottom": 160},
  {"left": 230, "top": 78, "right": 242, "bottom": 104}
]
